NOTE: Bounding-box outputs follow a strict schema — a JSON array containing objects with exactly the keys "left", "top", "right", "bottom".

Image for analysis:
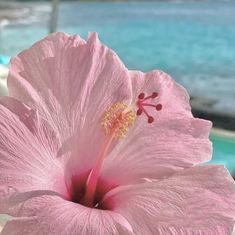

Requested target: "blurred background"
[{"left": 0, "top": 0, "right": 234, "bottom": 176}]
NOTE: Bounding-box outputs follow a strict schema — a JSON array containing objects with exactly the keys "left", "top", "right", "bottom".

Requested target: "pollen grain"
[{"left": 101, "top": 102, "right": 136, "bottom": 139}]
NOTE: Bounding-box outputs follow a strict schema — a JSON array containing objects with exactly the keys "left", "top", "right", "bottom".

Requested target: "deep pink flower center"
[{"left": 69, "top": 170, "right": 116, "bottom": 210}]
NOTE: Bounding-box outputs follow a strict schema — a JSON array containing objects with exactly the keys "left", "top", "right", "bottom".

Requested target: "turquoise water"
[
  {"left": 1, "top": 1, "right": 235, "bottom": 109},
  {"left": 211, "top": 134, "right": 235, "bottom": 175},
  {"left": 0, "top": 1, "right": 234, "bottom": 173}
]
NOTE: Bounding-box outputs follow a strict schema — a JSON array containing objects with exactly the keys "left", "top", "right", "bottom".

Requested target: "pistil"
[
  {"left": 80, "top": 92, "right": 162, "bottom": 207},
  {"left": 81, "top": 102, "right": 136, "bottom": 207}
]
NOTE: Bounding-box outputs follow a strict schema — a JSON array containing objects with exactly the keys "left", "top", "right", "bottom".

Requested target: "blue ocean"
[
  {"left": 1, "top": 1, "right": 235, "bottom": 111},
  {"left": 0, "top": 1, "right": 235, "bottom": 173}
]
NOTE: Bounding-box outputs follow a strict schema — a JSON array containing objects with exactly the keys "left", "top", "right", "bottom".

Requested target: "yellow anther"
[{"left": 101, "top": 102, "right": 136, "bottom": 139}]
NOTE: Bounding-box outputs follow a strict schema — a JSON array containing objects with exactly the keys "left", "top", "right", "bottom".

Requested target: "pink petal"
[
  {"left": 0, "top": 97, "right": 61, "bottom": 157},
  {"left": 1, "top": 194, "right": 134, "bottom": 235},
  {"left": 0, "top": 98, "right": 66, "bottom": 212},
  {"left": 7, "top": 32, "right": 132, "bottom": 175},
  {"left": 101, "top": 72, "right": 212, "bottom": 184},
  {"left": 103, "top": 165, "right": 235, "bottom": 235}
]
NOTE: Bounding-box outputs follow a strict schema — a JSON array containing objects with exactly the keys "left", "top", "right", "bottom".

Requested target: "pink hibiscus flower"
[{"left": 0, "top": 32, "right": 235, "bottom": 235}]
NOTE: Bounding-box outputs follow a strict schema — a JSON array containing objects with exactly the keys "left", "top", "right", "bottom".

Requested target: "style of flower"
[{"left": 0, "top": 32, "right": 235, "bottom": 235}]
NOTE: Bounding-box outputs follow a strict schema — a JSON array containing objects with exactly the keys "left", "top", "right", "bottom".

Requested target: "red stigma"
[
  {"left": 136, "top": 91, "right": 162, "bottom": 123},
  {"left": 151, "top": 92, "right": 158, "bottom": 98},
  {"left": 138, "top": 93, "right": 145, "bottom": 100},
  {"left": 136, "top": 109, "right": 143, "bottom": 116},
  {"left": 148, "top": 116, "right": 154, "bottom": 123},
  {"left": 156, "top": 104, "right": 162, "bottom": 111}
]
